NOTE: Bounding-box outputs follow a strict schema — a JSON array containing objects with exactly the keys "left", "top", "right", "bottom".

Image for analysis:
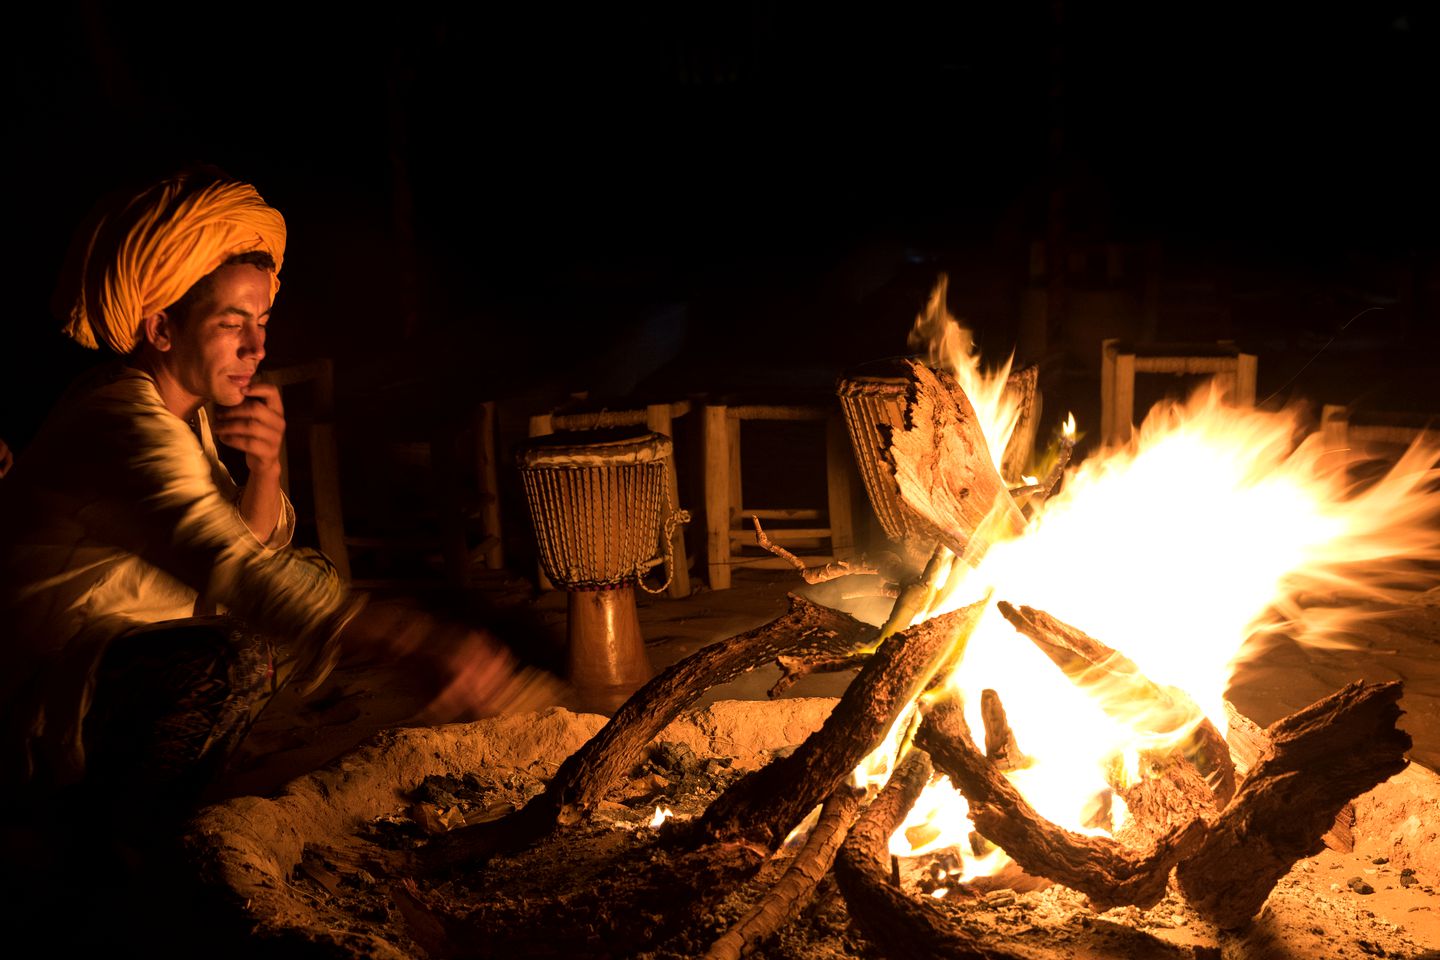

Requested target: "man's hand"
[
  {"left": 339, "top": 602, "right": 569, "bottom": 722},
  {"left": 0, "top": 436, "right": 13, "bottom": 478},
  {"left": 217, "top": 383, "right": 286, "bottom": 541},
  {"left": 213, "top": 382, "right": 286, "bottom": 475}
]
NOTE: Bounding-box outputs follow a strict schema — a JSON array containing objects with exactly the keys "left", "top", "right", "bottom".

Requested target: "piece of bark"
[
  {"left": 834, "top": 749, "right": 1041, "bottom": 960},
  {"left": 699, "top": 600, "right": 987, "bottom": 851},
  {"left": 997, "top": 601, "right": 1236, "bottom": 807},
  {"left": 916, "top": 695, "right": 1207, "bottom": 911},
  {"left": 425, "top": 594, "right": 876, "bottom": 870},
  {"left": 768, "top": 652, "right": 871, "bottom": 699},
  {"left": 981, "top": 688, "right": 1029, "bottom": 771},
  {"left": 1223, "top": 698, "right": 1354, "bottom": 852},
  {"left": 703, "top": 783, "right": 864, "bottom": 960},
  {"left": 887, "top": 360, "right": 1027, "bottom": 564},
  {"left": 1176, "top": 680, "right": 1410, "bottom": 929}
]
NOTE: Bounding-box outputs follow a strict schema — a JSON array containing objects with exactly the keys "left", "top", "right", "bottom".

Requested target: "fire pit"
[
  {"left": 184, "top": 699, "right": 1438, "bottom": 959},
  {"left": 187, "top": 291, "right": 1440, "bottom": 958}
]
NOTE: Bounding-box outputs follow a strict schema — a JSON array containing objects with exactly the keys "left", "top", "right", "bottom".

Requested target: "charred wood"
[
  {"left": 703, "top": 784, "right": 864, "bottom": 960},
  {"left": 425, "top": 595, "right": 876, "bottom": 870},
  {"left": 916, "top": 695, "right": 1207, "bottom": 911},
  {"left": 835, "top": 749, "right": 1041, "bottom": 960},
  {"left": 699, "top": 600, "right": 987, "bottom": 851},
  {"left": 1223, "top": 699, "right": 1354, "bottom": 852},
  {"left": 1176, "top": 680, "right": 1410, "bottom": 929}
]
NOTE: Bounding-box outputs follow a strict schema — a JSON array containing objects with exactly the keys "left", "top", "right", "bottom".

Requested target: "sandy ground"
[{"left": 217, "top": 568, "right": 1440, "bottom": 803}]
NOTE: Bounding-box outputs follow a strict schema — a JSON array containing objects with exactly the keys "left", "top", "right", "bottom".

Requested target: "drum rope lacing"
[{"left": 635, "top": 478, "right": 691, "bottom": 595}]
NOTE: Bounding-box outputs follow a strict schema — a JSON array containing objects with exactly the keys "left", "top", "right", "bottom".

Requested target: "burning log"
[
  {"left": 996, "top": 601, "right": 1236, "bottom": 807},
  {"left": 980, "top": 688, "right": 1029, "bottom": 771},
  {"left": 834, "top": 749, "right": 1040, "bottom": 960},
  {"left": 426, "top": 594, "right": 876, "bottom": 870},
  {"left": 1000, "top": 363, "right": 1040, "bottom": 483},
  {"left": 1112, "top": 749, "right": 1218, "bottom": 850},
  {"left": 1222, "top": 699, "right": 1354, "bottom": 852},
  {"left": 703, "top": 783, "right": 864, "bottom": 960},
  {"left": 1176, "top": 680, "right": 1410, "bottom": 929},
  {"left": 915, "top": 694, "right": 1207, "bottom": 911},
  {"left": 887, "top": 360, "right": 1027, "bottom": 565},
  {"left": 699, "top": 600, "right": 988, "bottom": 850}
]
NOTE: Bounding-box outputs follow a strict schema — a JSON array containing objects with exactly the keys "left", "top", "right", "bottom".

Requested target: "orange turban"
[{"left": 63, "top": 173, "right": 286, "bottom": 353}]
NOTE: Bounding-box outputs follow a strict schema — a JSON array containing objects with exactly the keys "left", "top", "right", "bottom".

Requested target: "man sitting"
[{"left": 0, "top": 170, "right": 557, "bottom": 833}]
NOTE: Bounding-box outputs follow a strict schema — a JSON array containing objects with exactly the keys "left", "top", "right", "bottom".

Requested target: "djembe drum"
[{"left": 517, "top": 430, "right": 672, "bottom": 711}]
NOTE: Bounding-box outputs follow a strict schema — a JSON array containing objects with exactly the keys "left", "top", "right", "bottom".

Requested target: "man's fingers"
[
  {"left": 243, "top": 382, "right": 284, "bottom": 415},
  {"left": 216, "top": 402, "right": 285, "bottom": 431},
  {"left": 213, "top": 424, "right": 284, "bottom": 450}
]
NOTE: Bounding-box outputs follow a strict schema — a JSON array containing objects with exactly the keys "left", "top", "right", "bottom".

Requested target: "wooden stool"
[
  {"left": 528, "top": 401, "right": 692, "bottom": 598},
  {"left": 702, "top": 402, "right": 858, "bottom": 590},
  {"left": 260, "top": 360, "right": 505, "bottom": 590},
  {"left": 1100, "top": 339, "right": 1257, "bottom": 446},
  {"left": 1321, "top": 404, "right": 1437, "bottom": 480}
]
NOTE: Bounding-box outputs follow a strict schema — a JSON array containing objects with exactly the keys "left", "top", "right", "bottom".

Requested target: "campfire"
[{"left": 188, "top": 282, "right": 1440, "bottom": 958}]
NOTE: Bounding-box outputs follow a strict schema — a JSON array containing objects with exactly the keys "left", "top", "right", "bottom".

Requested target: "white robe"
[{"left": 0, "top": 361, "right": 357, "bottom": 790}]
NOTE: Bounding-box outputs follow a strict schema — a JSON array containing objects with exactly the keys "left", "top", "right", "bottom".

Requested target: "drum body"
[
  {"left": 517, "top": 432, "right": 671, "bottom": 710},
  {"left": 836, "top": 370, "right": 930, "bottom": 552}
]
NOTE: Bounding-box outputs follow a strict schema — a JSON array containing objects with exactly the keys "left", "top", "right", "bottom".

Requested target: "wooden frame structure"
[
  {"left": 259, "top": 360, "right": 504, "bottom": 590},
  {"left": 702, "top": 403, "right": 858, "bottom": 590},
  {"left": 1100, "top": 339, "right": 1257, "bottom": 446}
]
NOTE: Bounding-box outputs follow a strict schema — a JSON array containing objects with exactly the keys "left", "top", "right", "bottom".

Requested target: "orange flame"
[{"left": 877, "top": 298, "right": 1440, "bottom": 878}]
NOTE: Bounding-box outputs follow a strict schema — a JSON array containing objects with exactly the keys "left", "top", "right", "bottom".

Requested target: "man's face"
[{"left": 164, "top": 263, "right": 272, "bottom": 408}]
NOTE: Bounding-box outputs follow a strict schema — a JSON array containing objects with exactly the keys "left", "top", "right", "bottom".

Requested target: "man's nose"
[{"left": 241, "top": 326, "right": 266, "bottom": 361}]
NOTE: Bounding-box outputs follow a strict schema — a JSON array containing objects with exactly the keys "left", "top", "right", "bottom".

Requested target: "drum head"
[{"left": 517, "top": 428, "right": 672, "bottom": 470}]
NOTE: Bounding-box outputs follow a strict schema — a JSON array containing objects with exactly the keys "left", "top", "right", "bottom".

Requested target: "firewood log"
[
  {"left": 699, "top": 599, "right": 988, "bottom": 850},
  {"left": 887, "top": 360, "right": 1027, "bottom": 564},
  {"left": 1176, "top": 680, "right": 1410, "bottom": 929},
  {"left": 424, "top": 595, "right": 876, "bottom": 870},
  {"left": 703, "top": 783, "right": 864, "bottom": 960},
  {"left": 916, "top": 694, "right": 1207, "bottom": 911},
  {"left": 1223, "top": 699, "right": 1354, "bottom": 852},
  {"left": 834, "top": 749, "right": 1042, "bottom": 960},
  {"left": 996, "top": 601, "right": 1236, "bottom": 807}
]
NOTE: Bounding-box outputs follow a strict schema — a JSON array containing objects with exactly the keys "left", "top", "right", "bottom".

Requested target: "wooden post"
[
  {"left": 1099, "top": 338, "right": 1118, "bottom": 445},
  {"left": 824, "top": 413, "right": 857, "bottom": 561},
  {"left": 646, "top": 402, "right": 691, "bottom": 598},
  {"left": 475, "top": 400, "right": 503, "bottom": 570},
  {"left": 308, "top": 421, "right": 351, "bottom": 581},
  {"left": 1234, "top": 352, "right": 1258, "bottom": 406},
  {"left": 704, "top": 404, "right": 733, "bottom": 590}
]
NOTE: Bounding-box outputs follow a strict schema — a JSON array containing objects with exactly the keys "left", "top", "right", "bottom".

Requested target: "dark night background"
[{"left": 7, "top": 1, "right": 1440, "bottom": 567}]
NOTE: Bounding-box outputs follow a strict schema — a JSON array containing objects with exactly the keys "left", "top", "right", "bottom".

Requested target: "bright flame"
[
  {"left": 648, "top": 806, "right": 674, "bottom": 829},
  {"left": 908, "top": 274, "right": 1021, "bottom": 476},
  {"left": 882, "top": 300, "right": 1440, "bottom": 885}
]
